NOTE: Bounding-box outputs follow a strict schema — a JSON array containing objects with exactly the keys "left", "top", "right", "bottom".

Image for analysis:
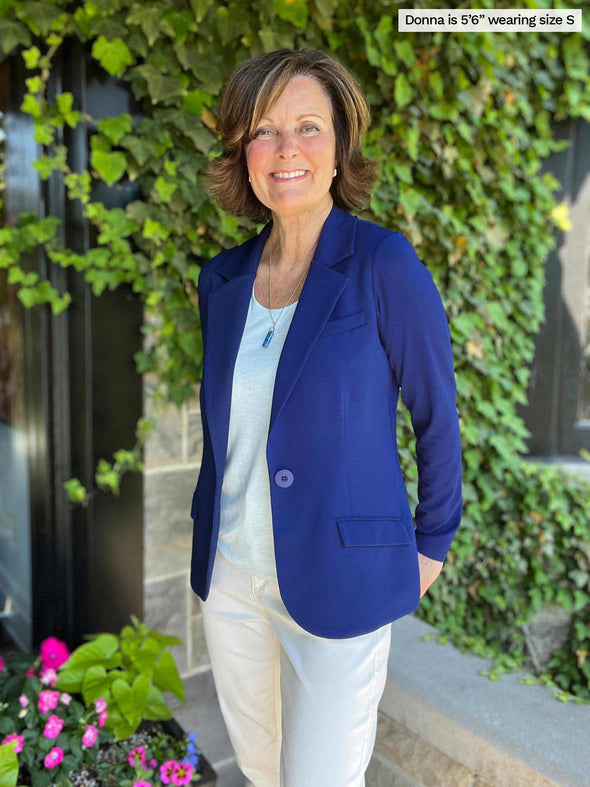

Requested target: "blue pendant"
[{"left": 263, "top": 328, "right": 275, "bottom": 347}]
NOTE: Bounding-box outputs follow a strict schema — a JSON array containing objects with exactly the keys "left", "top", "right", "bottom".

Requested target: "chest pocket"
[{"left": 319, "top": 309, "right": 366, "bottom": 338}]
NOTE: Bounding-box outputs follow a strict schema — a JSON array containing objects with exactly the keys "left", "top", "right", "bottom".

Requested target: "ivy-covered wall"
[{"left": 1, "top": 0, "right": 590, "bottom": 701}]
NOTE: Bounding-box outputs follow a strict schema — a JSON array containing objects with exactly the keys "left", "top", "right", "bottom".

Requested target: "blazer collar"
[{"left": 215, "top": 201, "right": 357, "bottom": 280}]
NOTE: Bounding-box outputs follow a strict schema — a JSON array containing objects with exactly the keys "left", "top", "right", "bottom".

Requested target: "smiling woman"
[{"left": 194, "top": 47, "right": 462, "bottom": 787}]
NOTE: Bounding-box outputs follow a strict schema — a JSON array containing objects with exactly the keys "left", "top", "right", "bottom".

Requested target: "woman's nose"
[{"left": 274, "top": 130, "right": 299, "bottom": 154}]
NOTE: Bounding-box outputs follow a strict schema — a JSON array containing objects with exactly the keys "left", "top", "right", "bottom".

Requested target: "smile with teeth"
[{"left": 271, "top": 170, "right": 309, "bottom": 180}]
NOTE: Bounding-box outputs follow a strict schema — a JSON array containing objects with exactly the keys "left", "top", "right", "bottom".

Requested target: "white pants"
[{"left": 199, "top": 545, "right": 392, "bottom": 787}]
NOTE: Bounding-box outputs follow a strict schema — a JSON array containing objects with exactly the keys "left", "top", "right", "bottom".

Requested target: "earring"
[
  {"left": 248, "top": 176, "right": 251, "bottom": 182},
  {"left": 333, "top": 168, "right": 337, "bottom": 177}
]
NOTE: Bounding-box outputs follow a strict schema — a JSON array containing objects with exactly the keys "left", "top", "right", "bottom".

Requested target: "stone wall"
[{"left": 142, "top": 372, "right": 208, "bottom": 677}]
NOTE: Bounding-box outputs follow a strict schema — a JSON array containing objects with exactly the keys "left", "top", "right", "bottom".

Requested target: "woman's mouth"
[{"left": 270, "top": 170, "right": 309, "bottom": 182}]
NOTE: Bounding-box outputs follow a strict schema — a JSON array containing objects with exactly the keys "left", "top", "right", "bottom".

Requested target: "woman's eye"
[{"left": 254, "top": 125, "right": 319, "bottom": 137}]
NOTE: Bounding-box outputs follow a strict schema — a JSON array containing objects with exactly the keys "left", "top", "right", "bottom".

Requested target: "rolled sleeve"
[{"left": 372, "top": 232, "right": 463, "bottom": 562}]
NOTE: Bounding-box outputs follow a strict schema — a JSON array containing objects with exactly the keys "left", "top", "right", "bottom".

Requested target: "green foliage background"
[{"left": 1, "top": 0, "right": 590, "bottom": 702}]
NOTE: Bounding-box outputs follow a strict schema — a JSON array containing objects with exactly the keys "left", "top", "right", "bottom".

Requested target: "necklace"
[{"left": 261, "top": 246, "right": 309, "bottom": 348}]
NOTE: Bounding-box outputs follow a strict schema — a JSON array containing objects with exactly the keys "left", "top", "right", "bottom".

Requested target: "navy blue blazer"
[{"left": 190, "top": 202, "right": 462, "bottom": 638}]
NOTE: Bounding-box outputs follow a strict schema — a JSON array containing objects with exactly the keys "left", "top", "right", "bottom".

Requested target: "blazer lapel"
[{"left": 204, "top": 203, "right": 357, "bottom": 474}]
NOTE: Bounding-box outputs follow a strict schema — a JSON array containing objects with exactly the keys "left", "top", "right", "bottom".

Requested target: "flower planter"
[{"left": 0, "top": 624, "right": 219, "bottom": 787}]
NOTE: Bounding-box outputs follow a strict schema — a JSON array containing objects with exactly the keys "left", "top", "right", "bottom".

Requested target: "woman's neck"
[{"left": 266, "top": 199, "right": 333, "bottom": 273}]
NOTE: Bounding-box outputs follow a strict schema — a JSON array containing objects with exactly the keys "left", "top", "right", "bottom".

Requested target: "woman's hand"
[{"left": 417, "top": 551, "right": 444, "bottom": 597}]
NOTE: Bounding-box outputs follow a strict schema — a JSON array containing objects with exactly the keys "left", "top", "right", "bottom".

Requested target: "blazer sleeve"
[{"left": 372, "top": 231, "right": 463, "bottom": 563}]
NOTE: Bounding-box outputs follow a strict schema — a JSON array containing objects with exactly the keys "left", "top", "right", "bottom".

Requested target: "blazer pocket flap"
[
  {"left": 191, "top": 492, "right": 199, "bottom": 520},
  {"left": 336, "top": 516, "right": 411, "bottom": 546},
  {"left": 320, "top": 309, "right": 366, "bottom": 337}
]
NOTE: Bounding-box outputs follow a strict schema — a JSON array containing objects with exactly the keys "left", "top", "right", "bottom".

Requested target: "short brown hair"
[{"left": 203, "top": 48, "right": 378, "bottom": 224}]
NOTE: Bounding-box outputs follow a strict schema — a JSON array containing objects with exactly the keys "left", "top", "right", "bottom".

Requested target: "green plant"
[
  {"left": 0, "top": 620, "right": 197, "bottom": 787},
  {"left": 54, "top": 614, "right": 185, "bottom": 742}
]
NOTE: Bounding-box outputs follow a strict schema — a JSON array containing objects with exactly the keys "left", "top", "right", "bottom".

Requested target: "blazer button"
[{"left": 274, "top": 469, "right": 294, "bottom": 488}]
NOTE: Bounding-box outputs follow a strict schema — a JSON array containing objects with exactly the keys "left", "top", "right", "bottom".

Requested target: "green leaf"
[
  {"left": 143, "top": 683, "right": 173, "bottom": 721},
  {"left": 394, "top": 39, "right": 415, "bottom": 68},
  {"left": 54, "top": 665, "right": 85, "bottom": 693},
  {"left": 154, "top": 176, "right": 177, "bottom": 203},
  {"left": 125, "top": 5, "right": 162, "bottom": 46},
  {"left": 91, "top": 149, "right": 127, "bottom": 187},
  {"left": 0, "top": 742, "right": 19, "bottom": 787},
  {"left": 394, "top": 73, "right": 412, "bottom": 108},
  {"left": 22, "top": 45, "right": 41, "bottom": 69},
  {"left": 0, "top": 19, "right": 32, "bottom": 56},
  {"left": 60, "top": 633, "right": 119, "bottom": 671},
  {"left": 275, "top": 0, "right": 308, "bottom": 28},
  {"left": 131, "top": 673, "right": 150, "bottom": 715},
  {"left": 153, "top": 651, "right": 185, "bottom": 703},
  {"left": 134, "top": 64, "right": 185, "bottom": 104},
  {"left": 16, "top": 2, "right": 64, "bottom": 37},
  {"left": 82, "top": 665, "right": 109, "bottom": 703},
  {"left": 111, "top": 678, "right": 134, "bottom": 723},
  {"left": 16, "top": 287, "right": 40, "bottom": 308},
  {"left": 91, "top": 35, "right": 133, "bottom": 78},
  {"left": 98, "top": 114, "right": 133, "bottom": 145},
  {"left": 129, "top": 637, "right": 160, "bottom": 677}
]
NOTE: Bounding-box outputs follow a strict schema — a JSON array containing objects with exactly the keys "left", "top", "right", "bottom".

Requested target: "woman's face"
[{"left": 245, "top": 75, "right": 337, "bottom": 220}]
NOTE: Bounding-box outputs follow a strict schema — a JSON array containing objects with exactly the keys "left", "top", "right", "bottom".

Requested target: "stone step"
[{"left": 368, "top": 711, "right": 495, "bottom": 787}]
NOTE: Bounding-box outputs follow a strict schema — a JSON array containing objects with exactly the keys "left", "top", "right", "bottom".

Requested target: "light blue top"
[{"left": 216, "top": 280, "right": 298, "bottom": 578}]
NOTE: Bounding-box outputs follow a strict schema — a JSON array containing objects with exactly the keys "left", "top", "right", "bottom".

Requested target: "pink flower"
[
  {"left": 43, "top": 714, "right": 64, "bottom": 739},
  {"left": 60, "top": 692, "right": 72, "bottom": 705},
  {"left": 133, "top": 782, "right": 152, "bottom": 787},
  {"left": 172, "top": 762, "right": 194, "bottom": 785},
  {"left": 39, "top": 637, "right": 70, "bottom": 670},
  {"left": 1, "top": 733, "right": 24, "bottom": 754},
  {"left": 18, "top": 694, "right": 29, "bottom": 708},
  {"left": 81, "top": 724, "right": 99, "bottom": 748},
  {"left": 44, "top": 747, "right": 64, "bottom": 768},
  {"left": 128, "top": 745, "right": 146, "bottom": 767},
  {"left": 148, "top": 757, "right": 157, "bottom": 768},
  {"left": 25, "top": 667, "right": 36, "bottom": 676},
  {"left": 98, "top": 709, "right": 108, "bottom": 727},
  {"left": 0, "top": 654, "right": 3, "bottom": 673},
  {"left": 38, "top": 689, "right": 60, "bottom": 714},
  {"left": 40, "top": 667, "right": 59, "bottom": 686},
  {"left": 160, "top": 760, "right": 179, "bottom": 784},
  {"left": 94, "top": 697, "right": 107, "bottom": 713}
]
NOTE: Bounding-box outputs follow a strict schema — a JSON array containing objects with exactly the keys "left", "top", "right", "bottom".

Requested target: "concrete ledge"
[{"left": 379, "top": 615, "right": 590, "bottom": 787}]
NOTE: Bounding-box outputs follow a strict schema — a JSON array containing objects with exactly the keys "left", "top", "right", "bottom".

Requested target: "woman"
[{"left": 190, "top": 48, "right": 462, "bottom": 787}]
